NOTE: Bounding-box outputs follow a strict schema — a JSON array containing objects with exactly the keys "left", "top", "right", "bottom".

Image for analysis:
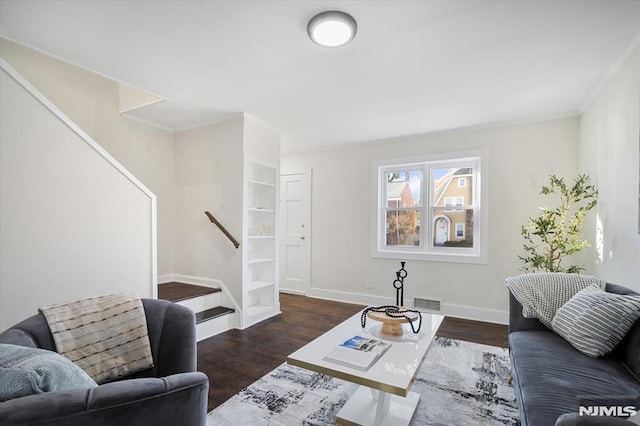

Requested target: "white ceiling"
[{"left": 1, "top": 1, "right": 639, "bottom": 153}]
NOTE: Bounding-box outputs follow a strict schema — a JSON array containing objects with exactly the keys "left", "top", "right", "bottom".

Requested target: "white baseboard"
[
  {"left": 159, "top": 278, "right": 509, "bottom": 326},
  {"left": 306, "top": 288, "right": 508, "bottom": 325},
  {"left": 158, "top": 273, "right": 221, "bottom": 288},
  {"left": 157, "top": 273, "right": 176, "bottom": 284},
  {"left": 306, "top": 288, "right": 388, "bottom": 308},
  {"left": 279, "top": 288, "right": 306, "bottom": 296},
  {"left": 442, "top": 303, "right": 508, "bottom": 325}
]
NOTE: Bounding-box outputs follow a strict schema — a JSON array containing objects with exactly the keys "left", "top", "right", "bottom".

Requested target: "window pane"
[
  {"left": 432, "top": 207, "right": 474, "bottom": 247},
  {"left": 433, "top": 166, "right": 473, "bottom": 205},
  {"left": 386, "top": 210, "right": 421, "bottom": 246},
  {"left": 386, "top": 170, "right": 421, "bottom": 207},
  {"left": 431, "top": 165, "right": 474, "bottom": 248}
]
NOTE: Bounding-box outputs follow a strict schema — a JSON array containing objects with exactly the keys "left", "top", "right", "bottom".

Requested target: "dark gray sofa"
[
  {"left": 508, "top": 283, "right": 640, "bottom": 426},
  {"left": 0, "top": 298, "right": 209, "bottom": 426}
]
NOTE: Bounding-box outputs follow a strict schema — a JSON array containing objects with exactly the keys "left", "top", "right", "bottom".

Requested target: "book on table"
[{"left": 323, "top": 335, "right": 391, "bottom": 371}]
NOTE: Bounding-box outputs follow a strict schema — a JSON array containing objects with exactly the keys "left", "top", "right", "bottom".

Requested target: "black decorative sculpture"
[
  {"left": 360, "top": 261, "right": 422, "bottom": 334},
  {"left": 393, "top": 261, "right": 408, "bottom": 307}
]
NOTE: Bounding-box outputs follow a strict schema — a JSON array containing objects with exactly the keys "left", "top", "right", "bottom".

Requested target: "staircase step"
[
  {"left": 195, "top": 306, "right": 235, "bottom": 324},
  {"left": 158, "top": 282, "right": 237, "bottom": 341},
  {"left": 158, "top": 282, "right": 221, "bottom": 303}
]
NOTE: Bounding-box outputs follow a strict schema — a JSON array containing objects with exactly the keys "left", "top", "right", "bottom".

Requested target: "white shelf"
[
  {"left": 247, "top": 257, "right": 274, "bottom": 265},
  {"left": 248, "top": 280, "right": 275, "bottom": 292},
  {"left": 248, "top": 235, "right": 275, "bottom": 239},
  {"left": 249, "top": 208, "right": 275, "bottom": 213},
  {"left": 249, "top": 179, "right": 276, "bottom": 187},
  {"left": 247, "top": 304, "right": 275, "bottom": 317}
]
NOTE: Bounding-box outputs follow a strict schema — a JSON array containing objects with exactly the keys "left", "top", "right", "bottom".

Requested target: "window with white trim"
[
  {"left": 373, "top": 151, "right": 487, "bottom": 263},
  {"left": 444, "top": 196, "right": 464, "bottom": 211}
]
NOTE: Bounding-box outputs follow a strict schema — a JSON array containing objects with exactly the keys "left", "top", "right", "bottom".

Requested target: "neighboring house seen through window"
[
  {"left": 444, "top": 196, "right": 464, "bottom": 211},
  {"left": 373, "top": 151, "right": 487, "bottom": 264}
]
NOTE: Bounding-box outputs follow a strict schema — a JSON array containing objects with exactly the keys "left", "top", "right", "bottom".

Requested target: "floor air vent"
[{"left": 413, "top": 297, "right": 441, "bottom": 312}]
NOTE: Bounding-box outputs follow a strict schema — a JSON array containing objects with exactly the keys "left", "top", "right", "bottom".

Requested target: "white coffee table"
[{"left": 287, "top": 309, "right": 444, "bottom": 426}]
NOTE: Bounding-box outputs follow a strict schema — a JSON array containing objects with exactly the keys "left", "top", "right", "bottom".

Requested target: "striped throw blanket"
[
  {"left": 505, "top": 273, "right": 606, "bottom": 328},
  {"left": 39, "top": 293, "right": 154, "bottom": 384}
]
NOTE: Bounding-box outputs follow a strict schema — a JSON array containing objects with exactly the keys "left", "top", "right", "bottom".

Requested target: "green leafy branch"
[{"left": 518, "top": 174, "right": 597, "bottom": 273}]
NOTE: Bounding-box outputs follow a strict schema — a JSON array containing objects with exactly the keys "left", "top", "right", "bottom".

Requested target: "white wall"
[
  {"left": 283, "top": 118, "right": 580, "bottom": 322},
  {"left": 0, "top": 65, "right": 155, "bottom": 329},
  {"left": 243, "top": 114, "right": 281, "bottom": 163},
  {"left": 174, "top": 118, "right": 245, "bottom": 304},
  {"left": 0, "top": 38, "right": 176, "bottom": 276},
  {"left": 0, "top": 40, "right": 282, "bottom": 318},
  {"left": 579, "top": 44, "right": 640, "bottom": 290}
]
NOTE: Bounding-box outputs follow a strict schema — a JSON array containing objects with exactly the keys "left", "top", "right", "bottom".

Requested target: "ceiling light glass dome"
[{"left": 307, "top": 11, "right": 357, "bottom": 47}]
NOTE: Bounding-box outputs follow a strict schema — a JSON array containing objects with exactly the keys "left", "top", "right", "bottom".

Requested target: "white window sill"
[{"left": 372, "top": 248, "right": 487, "bottom": 265}]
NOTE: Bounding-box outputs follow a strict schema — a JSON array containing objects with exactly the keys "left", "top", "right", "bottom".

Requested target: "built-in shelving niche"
[{"left": 243, "top": 158, "right": 279, "bottom": 327}]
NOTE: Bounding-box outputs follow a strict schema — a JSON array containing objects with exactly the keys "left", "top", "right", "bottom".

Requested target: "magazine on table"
[{"left": 323, "top": 335, "right": 391, "bottom": 371}]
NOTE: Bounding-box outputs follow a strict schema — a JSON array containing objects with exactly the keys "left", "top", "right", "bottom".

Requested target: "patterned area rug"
[{"left": 207, "top": 337, "right": 519, "bottom": 425}]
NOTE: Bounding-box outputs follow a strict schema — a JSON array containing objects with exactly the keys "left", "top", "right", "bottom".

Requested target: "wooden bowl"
[{"left": 367, "top": 307, "right": 419, "bottom": 336}]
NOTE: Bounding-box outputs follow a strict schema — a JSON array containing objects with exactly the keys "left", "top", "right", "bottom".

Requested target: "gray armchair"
[{"left": 0, "top": 298, "right": 209, "bottom": 426}]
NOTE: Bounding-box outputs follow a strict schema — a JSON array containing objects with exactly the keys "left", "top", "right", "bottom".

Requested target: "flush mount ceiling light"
[{"left": 307, "top": 11, "right": 357, "bottom": 47}]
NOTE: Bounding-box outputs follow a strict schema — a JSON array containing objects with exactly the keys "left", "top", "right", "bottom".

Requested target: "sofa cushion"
[
  {"left": 605, "top": 284, "right": 640, "bottom": 379},
  {"left": 552, "top": 285, "right": 640, "bottom": 358},
  {"left": 505, "top": 273, "right": 605, "bottom": 328},
  {"left": 0, "top": 372, "right": 209, "bottom": 426},
  {"left": 0, "top": 343, "right": 97, "bottom": 402},
  {"left": 555, "top": 412, "right": 635, "bottom": 425},
  {"left": 509, "top": 331, "right": 640, "bottom": 426}
]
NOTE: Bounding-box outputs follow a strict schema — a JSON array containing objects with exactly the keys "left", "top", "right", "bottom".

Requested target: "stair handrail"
[{"left": 204, "top": 211, "right": 240, "bottom": 249}]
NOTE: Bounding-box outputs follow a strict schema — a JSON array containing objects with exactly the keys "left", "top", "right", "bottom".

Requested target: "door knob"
[{"left": 300, "top": 236, "right": 306, "bottom": 240}]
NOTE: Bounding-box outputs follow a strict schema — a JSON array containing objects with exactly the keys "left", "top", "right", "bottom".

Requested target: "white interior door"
[{"left": 279, "top": 172, "right": 311, "bottom": 295}]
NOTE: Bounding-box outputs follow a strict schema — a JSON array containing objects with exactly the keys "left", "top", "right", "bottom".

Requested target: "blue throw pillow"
[{"left": 0, "top": 343, "right": 98, "bottom": 402}]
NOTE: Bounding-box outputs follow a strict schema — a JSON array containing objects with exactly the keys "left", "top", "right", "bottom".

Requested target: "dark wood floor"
[{"left": 197, "top": 293, "right": 508, "bottom": 411}]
